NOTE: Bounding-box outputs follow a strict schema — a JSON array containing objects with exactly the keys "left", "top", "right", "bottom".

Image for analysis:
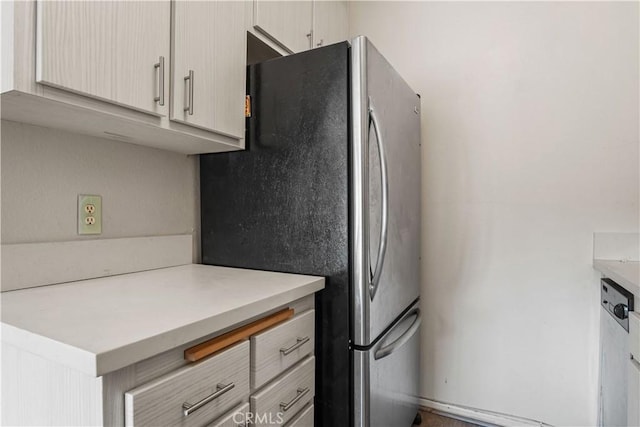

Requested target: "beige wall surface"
[
  {"left": 1, "top": 120, "right": 200, "bottom": 260},
  {"left": 349, "top": 2, "right": 639, "bottom": 425}
]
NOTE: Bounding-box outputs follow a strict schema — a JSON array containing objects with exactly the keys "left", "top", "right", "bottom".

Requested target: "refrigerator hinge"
[{"left": 245, "top": 95, "right": 252, "bottom": 118}]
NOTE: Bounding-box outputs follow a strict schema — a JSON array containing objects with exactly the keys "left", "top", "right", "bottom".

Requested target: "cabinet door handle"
[
  {"left": 316, "top": 39, "right": 324, "bottom": 47},
  {"left": 184, "top": 70, "right": 194, "bottom": 115},
  {"left": 306, "top": 31, "right": 312, "bottom": 49},
  {"left": 182, "top": 382, "right": 234, "bottom": 417},
  {"left": 280, "top": 336, "right": 310, "bottom": 355},
  {"left": 279, "top": 387, "right": 309, "bottom": 412},
  {"left": 154, "top": 56, "right": 165, "bottom": 106}
]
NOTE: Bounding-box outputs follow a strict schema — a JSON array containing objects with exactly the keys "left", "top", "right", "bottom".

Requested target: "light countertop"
[
  {"left": 593, "top": 259, "right": 640, "bottom": 297},
  {"left": 1, "top": 264, "right": 324, "bottom": 377}
]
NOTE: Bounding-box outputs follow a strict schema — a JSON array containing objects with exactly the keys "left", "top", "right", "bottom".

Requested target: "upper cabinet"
[
  {"left": 36, "top": 1, "right": 170, "bottom": 116},
  {"left": 313, "top": 1, "right": 349, "bottom": 48},
  {"left": 253, "top": 1, "right": 313, "bottom": 53},
  {"left": 172, "top": 1, "right": 246, "bottom": 138},
  {"left": 250, "top": 0, "right": 348, "bottom": 55},
  {"left": 2, "top": 0, "right": 248, "bottom": 154},
  {"left": 2, "top": 0, "right": 348, "bottom": 154}
]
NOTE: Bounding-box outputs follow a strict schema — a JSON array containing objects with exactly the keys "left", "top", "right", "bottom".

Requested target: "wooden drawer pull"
[
  {"left": 185, "top": 308, "right": 294, "bottom": 362},
  {"left": 182, "top": 382, "right": 234, "bottom": 417},
  {"left": 280, "top": 336, "right": 310, "bottom": 356},
  {"left": 280, "top": 387, "right": 310, "bottom": 412}
]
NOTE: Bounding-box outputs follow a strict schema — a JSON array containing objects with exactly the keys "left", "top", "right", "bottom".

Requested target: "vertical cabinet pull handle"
[
  {"left": 154, "top": 56, "right": 165, "bottom": 106},
  {"left": 280, "top": 387, "right": 310, "bottom": 412},
  {"left": 184, "top": 70, "right": 194, "bottom": 115},
  {"left": 182, "top": 382, "right": 234, "bottom": 417},
  {"left": 306, "top": 32, "right": 312, "bottom": 49},
  {"left": 317, "top": 39, "right": 324, "bottom": 47}
]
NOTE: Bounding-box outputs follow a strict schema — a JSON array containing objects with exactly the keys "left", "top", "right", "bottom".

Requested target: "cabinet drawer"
[
  {"left": 125, "top": 341, "right": 249, "bottom": 426},
  {"left": 285, "top": 403, "right": 314, "bottom": 427},
  {"left": 208, "top": 402, "right": 250, "bottom": 427},
  {"left": 250, "top": 356, "right": 315, "bottom": 427},
  {"left": 251, "top": 310, "right": 314, "bottom": 389}
]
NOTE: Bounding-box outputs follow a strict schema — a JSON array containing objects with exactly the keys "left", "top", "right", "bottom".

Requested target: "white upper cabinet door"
[
  {"left": 254, "top": 1, "right": 313, "bottom": 53},
  {"left": 36, "top": 1, "right": 170, "bottom": 116},
  {"left": 313, "top": 1, "right": 348, "bottom": 48},
  {"left": 171, "top": 1, "right": 246, "bottom": 138}
]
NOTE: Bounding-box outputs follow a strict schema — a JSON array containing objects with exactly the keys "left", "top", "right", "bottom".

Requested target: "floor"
[{"left": 418, "top": 409, "right": 481, "bottom": 427}]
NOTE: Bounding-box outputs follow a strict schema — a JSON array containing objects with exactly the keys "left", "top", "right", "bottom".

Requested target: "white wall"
[
  {"left": 1, "top": 120, "right": 200, "bottom": 259},
  {"left": 349, "top": 2, "right": 639, "bottom": 425}
]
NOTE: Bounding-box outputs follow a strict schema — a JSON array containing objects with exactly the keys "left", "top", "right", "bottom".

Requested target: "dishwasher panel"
[
  {"left": 629, "top": 312, "right": 640, "bottom": 426},
  {"left": 599, "top": 279, "right": 633, "bottom": 427}
]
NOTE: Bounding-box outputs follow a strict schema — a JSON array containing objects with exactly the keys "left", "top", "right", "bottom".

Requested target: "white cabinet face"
[
  {"left": 36, "top": 1, "right": 170, "bottom": 116},
  {"left": 171, "top": 1, "right": 247, "bottom": 138},
  {"left": 254, "top": 1, "right": 313, "bottom": 53},
  {"left": 313, "top": 1, "right": 348, "bottom": 48}
]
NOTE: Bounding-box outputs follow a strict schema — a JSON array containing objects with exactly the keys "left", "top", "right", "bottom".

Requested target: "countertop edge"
[
  {"left": 593, "top": 259, "right": 640, "bottom": 297},
  {"left": 1, "top": 322, "right": 98, "bottom": 376},
  {"left": 2, "top": 276, "right": 325, "bottom": 377},
  {"left": 95, "top": 277, "right": 324, "bottom": 376}
]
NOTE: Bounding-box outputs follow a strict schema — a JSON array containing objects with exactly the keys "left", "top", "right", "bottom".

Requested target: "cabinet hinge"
[{"left": 245, "top": 95, "right": 251, "bottom": 118}]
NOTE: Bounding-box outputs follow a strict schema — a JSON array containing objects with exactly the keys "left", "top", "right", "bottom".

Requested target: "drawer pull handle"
[
  {"left": 280, "top": 337, "right": 310, "bottom": 355},
  {"left": 280, "top": 387, "right": 310, "bottom": 412},
  {"left": 182, "top": 382, "right": 234, "bottom": 417}
]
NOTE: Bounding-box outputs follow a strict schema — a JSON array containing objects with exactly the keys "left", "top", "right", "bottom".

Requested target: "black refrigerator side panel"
[{"left": 200, "top": 42, "right": 351, "bottom": 427}]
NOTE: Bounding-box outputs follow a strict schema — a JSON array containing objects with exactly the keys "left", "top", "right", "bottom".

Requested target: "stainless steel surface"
[
  {"left": 154, "top": 56, "right": 165, "bottom": 106},
  {"left": 182, "top": 382, "right": 235, "bottom": 417},
  {"left": 368, "top": 101, "right": 389, "bottom": 301},
  {"left": 280, "top": 387, "right": 310, "bottom": 412},
  {"left": 280, "top": 336, "right": 311, "bottom": 355},
  {"left": 351, "top": 35, "right": 370, "bottom": 347},
  {"left": 351, "top": 36, "right": 422, "bottom": 346},
  {"left": 354, "top": 300, "right": 420, "bottom": 427},
  {"left": 184, "top": 70, "right": 194, "bottom": 115},
  {"left": 353, "top": 347, "right": 370, "bottom": 427},
  {"left": 374, "top": 307, "right": 421, "bottom": 360}
]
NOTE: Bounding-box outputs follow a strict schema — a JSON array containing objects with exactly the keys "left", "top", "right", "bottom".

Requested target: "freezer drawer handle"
[
  {"left": 280, "top": 336, "right": 310, "bottom": 355},
  {"left": 374, "top": 308, "right": 421, "bottom": 360},
  {"left": 280, "top": 387, "right": 310, "bottom": 412},
  {"left": 182, "top": 382, "right": 234, "bottom": 417},
  {"left": 368, "top": 100, "right": 389, "bottom": 301}
]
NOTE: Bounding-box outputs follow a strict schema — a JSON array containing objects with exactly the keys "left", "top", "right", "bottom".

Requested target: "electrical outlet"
[{"left": 78, "top": 195, "right": 102, "bottom": 235}]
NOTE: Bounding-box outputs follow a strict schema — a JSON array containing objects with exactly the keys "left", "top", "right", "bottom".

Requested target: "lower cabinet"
[
  {"left": 251, "top": 357, "right": 315, "bottom": 427},
  {"left": 123, "top": 307, "right": 316, "bottom": 427},
  {"left": 125, "top": 342, "right": 250, "bottom": 426}
]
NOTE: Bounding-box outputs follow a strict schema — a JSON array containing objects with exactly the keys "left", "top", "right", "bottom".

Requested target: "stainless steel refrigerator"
[{"left": 200, "top": 36, "right": 422, "bottom": 427}]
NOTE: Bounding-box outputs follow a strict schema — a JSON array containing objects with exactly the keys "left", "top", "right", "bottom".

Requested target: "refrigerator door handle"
[
  {"left": 374, "top": 307, "right": 421, "bottom": 360},
  {"left": 368, "top": 100, "right": 389, "bottom": 301}
]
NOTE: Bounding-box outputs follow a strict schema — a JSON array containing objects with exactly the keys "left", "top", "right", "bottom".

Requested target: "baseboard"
[{"left": 419, "top": 398, "right": 551, "bottom": 427}]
